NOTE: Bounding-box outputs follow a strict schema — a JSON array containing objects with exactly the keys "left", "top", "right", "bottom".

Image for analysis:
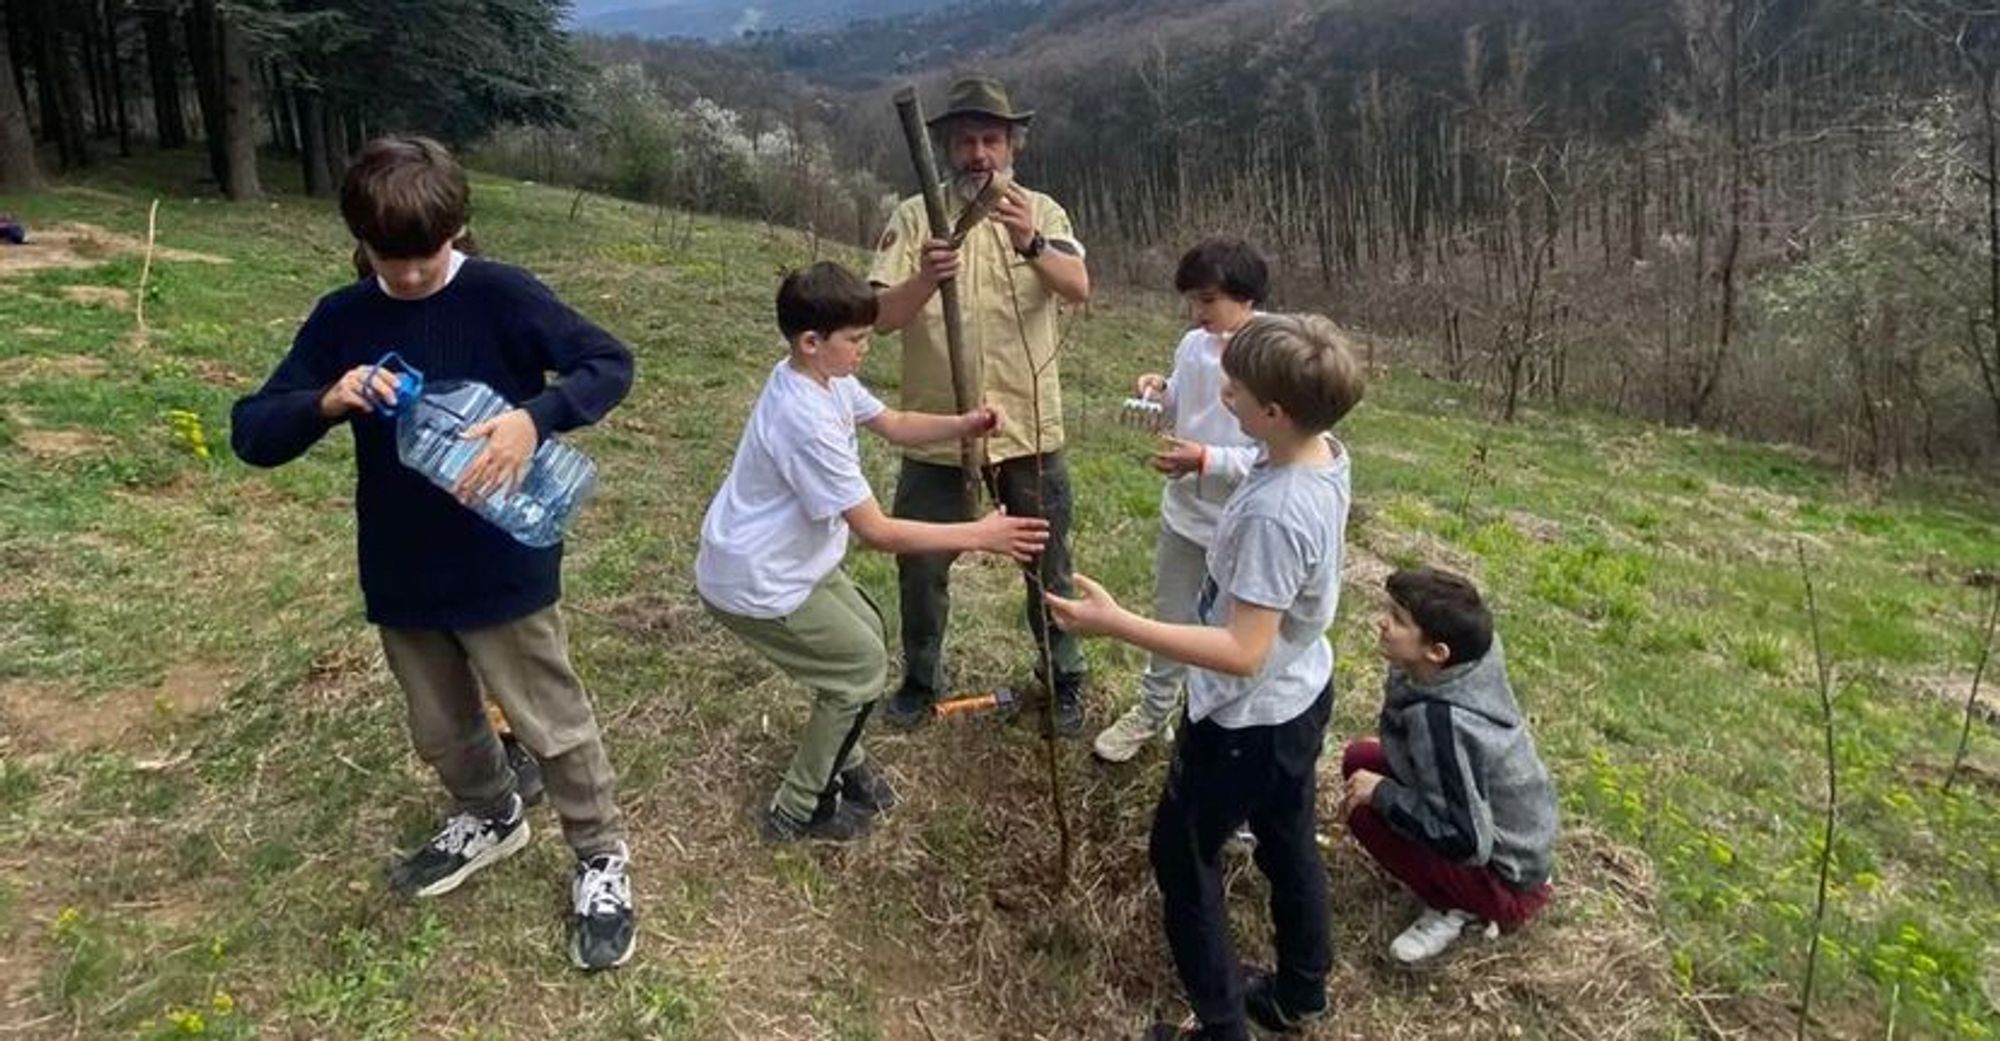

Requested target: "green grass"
[{"left": 2, "top": 149, "right": 1997, "bottom": 1039}]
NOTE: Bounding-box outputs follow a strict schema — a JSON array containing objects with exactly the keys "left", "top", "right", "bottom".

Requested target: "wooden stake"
[
  {"left": 135, "top": 198, "right": 159, "bottom": 339},
  {"left": 893, "top": 85, "right": 982, "bottom": 515}
]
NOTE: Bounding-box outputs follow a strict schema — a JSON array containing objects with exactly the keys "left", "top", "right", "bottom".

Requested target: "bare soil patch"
[
  {"left": 0, "top": 220, "right": 229, "bottom": 278},
  {"left": 0, "top": 662, "right": 235, "bottom": 755}
]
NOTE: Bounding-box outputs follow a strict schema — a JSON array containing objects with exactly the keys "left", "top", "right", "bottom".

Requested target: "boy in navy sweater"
[{"left": 232, "top": 136, "right": 637, "bottom": 971}]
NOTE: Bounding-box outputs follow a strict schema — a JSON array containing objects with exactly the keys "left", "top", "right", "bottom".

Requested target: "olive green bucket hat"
[{"left": 925, "top": 75, "right": 1034, "bottom": 128}]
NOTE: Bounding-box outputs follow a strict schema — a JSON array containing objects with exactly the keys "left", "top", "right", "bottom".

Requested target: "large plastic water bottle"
[{"left": 363, "top": 352, "right": 597, "bottom": 548}]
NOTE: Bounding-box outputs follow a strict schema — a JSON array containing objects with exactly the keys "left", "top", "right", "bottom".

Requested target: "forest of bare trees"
[
  {"left": 804, "top": 0, "right": 2000, "bottom": 473},
  {"left": 10, "top": 0, "right": 2000, "bottom": 473}
]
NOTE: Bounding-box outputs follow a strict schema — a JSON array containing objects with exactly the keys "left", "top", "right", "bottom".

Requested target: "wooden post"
[{"left": 893, "top": 85, "right": 981, "bottom": 516}]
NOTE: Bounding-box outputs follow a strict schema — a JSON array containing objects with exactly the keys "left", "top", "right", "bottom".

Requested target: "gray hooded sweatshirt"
[{"left": 1375, "top": 637, "right": 1558, "bottom": 889}]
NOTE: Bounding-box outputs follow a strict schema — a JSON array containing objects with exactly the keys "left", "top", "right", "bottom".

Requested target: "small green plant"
[
  {"left": 165, "top": 409, "right": 211, "bottom": 460},
  {"left": 44, "top": 905, "right": 121, "bottom": 1008}
]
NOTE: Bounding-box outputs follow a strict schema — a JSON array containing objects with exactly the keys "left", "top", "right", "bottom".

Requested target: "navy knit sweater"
[{"left": 231, "top": 259, "right": 634, "bottom": 630}]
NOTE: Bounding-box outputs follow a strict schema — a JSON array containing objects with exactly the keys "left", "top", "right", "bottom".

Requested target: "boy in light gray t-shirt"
[{"left": 1048, "top": 314, "right": 1364, "bottom": 1041}]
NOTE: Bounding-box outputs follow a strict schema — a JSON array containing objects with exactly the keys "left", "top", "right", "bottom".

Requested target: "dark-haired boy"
[
  {"left": 231, "top": 135, "right": 638, "bottom": 970},
  {"left": 696, "top": 262, "right": 1049, "bottom": 843},
  {"left": 1343, "top": 567, "right": 1559, "bottom": 964},
  {"left": 1095, "top": 237, "right": 1271, "bottom": 763}
]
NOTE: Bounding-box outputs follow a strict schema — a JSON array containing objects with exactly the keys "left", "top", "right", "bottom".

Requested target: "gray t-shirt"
[{"left": 1188, "top": 439, "right": 1352, "bottom": 728}]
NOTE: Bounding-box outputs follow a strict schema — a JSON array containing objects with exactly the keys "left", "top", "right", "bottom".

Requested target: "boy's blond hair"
[{"left": 1222, "top": 313, "right": 1365, "bottom": 433}]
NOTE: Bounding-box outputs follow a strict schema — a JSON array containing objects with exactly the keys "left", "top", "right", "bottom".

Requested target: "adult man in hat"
[{"left": 869, "top": 74, "right": 1093, "bottom": 735}]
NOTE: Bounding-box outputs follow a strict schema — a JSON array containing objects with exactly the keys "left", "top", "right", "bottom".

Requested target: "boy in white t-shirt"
[
  {"left": 1094, "top": 239, "right": 1270, "bottom": 763},
  {"left": 697, "top": 262, "right": 1050, "bottom": 843}
]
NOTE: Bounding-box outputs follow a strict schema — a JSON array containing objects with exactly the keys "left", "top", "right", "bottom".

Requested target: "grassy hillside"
[{"left": 1, "top": 151, "right": 1996, "bottom": 1040}]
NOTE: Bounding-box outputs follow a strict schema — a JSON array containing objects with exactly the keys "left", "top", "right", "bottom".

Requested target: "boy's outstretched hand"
[
  {"left": 918, "top": 238, "right": 961, "bottom": 286},
  {"left": 1134, "top": 372, "right": 1167, "bottom": 400},
  {"left": 973, "top": 506, "right": 1050, "bottom": 562},
  {"left": 455, "top": 408, "right": 537, "bottom": 503},
  {"left": 1044, "top": 573, "right": 1124, "bottom": 636},
  {"left": 1151, "top": 435, "right": 1206, "bottom": 477},
  {"left": 1342, "top": 769, "right": 1384, "bottom": 819},
  {"left": 961, "top": 403, "right": 1005, "bottom": 437}
]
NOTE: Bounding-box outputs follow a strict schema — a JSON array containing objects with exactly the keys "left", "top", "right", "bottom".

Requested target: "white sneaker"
[
  {"left": 1092, "top": 704, "right": 1167, "bottom": 763},
  {"left": 1390, "top": 908, "right": 1476, "bottom": 963}
]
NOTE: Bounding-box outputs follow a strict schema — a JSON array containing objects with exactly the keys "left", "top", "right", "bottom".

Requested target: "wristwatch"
[{"left": 1016, "top": 232, "right": 1047, "bottom": 260}]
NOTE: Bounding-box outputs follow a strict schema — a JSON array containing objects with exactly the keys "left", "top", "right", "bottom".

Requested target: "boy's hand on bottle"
[
  {"left": 962, "top": 404, "right": 1004, "bottom": 436},
  {"left": 455, "top": 408, "right": 537, "bottom": 503},
  {"left": 320, "top": 365, "right": 403, "bottom": 419},
  {"left": 1343, "top": 769, "right": 1384, "bottom": 818},
  {"left": 974, "top": 505, "right": 1049, "bottom": 562},
  {"left": 1151, "top": 436, "right": 1206, "bottom": 476},
  {"left": 1044, "top": 573, "right": 1121, "bottom": 636},
  {"left": 918, "top": 239, "right": 961, "bottom": 285},
  {"left": 1134, "top": 373, "right": 1167, "bottom": 401}
]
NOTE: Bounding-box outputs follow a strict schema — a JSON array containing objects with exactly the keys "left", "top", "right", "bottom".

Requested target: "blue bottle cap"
[{"left": 364, "top": 351, "right": 425, "bottom": 417}]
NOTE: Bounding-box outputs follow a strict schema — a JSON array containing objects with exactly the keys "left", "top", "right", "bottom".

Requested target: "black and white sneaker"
[
  {"left": 570, "top": 845, "right": 636, "bottom": 971},
  {"left": 389, "top": 794, "right": 529, "bottom": 898}
]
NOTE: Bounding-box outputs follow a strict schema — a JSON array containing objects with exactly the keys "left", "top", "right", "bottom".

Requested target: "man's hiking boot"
[
  {"left": 881, "top": 681, "right": 934, "bottom": 730},
  {"left": 761, "top": 800, "right": 874, "bottom": 844}
]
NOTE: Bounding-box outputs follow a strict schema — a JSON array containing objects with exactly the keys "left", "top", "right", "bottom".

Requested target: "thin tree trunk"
[
  {"left": 184, "top": 0, "right": 225, "bottom": 186},
  {"left": 1694, "top": 0, "right": 1746, "bottom": 425},
  {"left": 213, "top": 2, "right": 258, "bottom": 199},
  {"left": 141, "top": 4, "right": 184, "bottom": 148},
  {"left": 79, "top": 0, "right": 107, "bottom": 137},
  {"left": 297, "top": 85, "right": 330, "bottom": 196},
  {"left": 25, "top": 0, "right": 58, "bottom": 142},
  {"left": 28, "top": 0, "right": 86, "bottom": 167},
  {"left": 50, "top": 2, "right": 88, "bottom": 167},
  {"left": 1981, "top": 65, "right": 2000, "bottom": 444},
  {"left": 0, "top": 6, "right": 42, "bottom": 191},
  {"left": 104, "top": 0, "right": 129, "bottom": 156},
  {"left": 4, "top": 0, "right": 29, "bottom": 133}
]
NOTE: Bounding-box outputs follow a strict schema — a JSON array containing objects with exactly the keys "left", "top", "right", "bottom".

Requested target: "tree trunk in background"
[
  {"left": 185, "top": 0, "right": 226, "bottom": 186},
  {"left": 214, "top": 2, "right": 258, "bottom": 199},
  {"left": 25, "top": 0, "right": 86, "bottom": 167},
  {"left": 0, "top": 8, "right": 43, "bottom": 191},
  {"left": 297, "top": 85, "right": 330, "bottom": 195},
  {"left": 105, "top": 0, "right": 130, "bottom": 156},
  {"left": 50, "top": 2, "right": 89, "bottom": 167},
  {"left": 142, "top": 3, "right": 185, "bottom": 147}
]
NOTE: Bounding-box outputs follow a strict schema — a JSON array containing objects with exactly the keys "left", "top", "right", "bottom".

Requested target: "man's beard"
[{"left": 954, "top": 166, "right": 1014, "bottom": 202}]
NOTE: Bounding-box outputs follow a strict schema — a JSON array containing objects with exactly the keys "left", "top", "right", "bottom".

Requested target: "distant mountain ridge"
[{"left": 574, "top": 0, "right": 964, "bottom": 41}]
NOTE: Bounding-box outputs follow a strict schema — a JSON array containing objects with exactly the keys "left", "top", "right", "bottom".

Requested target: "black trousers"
[{"left": 1149, "top": 684, "right": 1334, "bottom": 1036}]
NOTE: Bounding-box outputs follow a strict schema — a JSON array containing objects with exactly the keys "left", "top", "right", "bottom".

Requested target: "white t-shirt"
[
  {"left": 1159, "top": 320, "right": 1262, "bottom": 546},
  {"left": 695, "top": 359, "right": 886, "bottom": 618},
  {"left": 374, "top": 248, "right": 468, "bottom": 297}
]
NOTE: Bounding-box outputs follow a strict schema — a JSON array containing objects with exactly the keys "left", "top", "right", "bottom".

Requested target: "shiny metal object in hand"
[{"left": 1119, "top": 396, "right": 1167, "bottom": 432}]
